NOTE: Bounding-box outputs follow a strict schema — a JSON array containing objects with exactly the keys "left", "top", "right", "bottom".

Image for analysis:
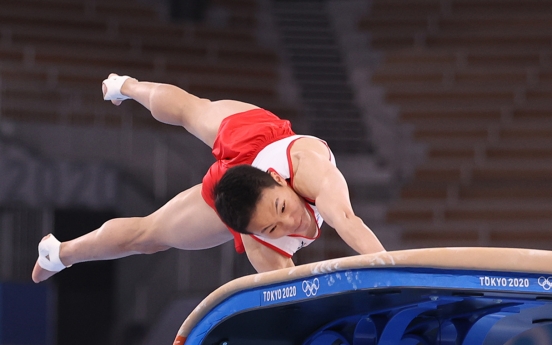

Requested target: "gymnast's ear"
[{"left": 268, "top": 170, "right": 287, "bottom": 186}]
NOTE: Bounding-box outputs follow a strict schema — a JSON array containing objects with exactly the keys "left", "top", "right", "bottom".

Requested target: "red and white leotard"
[
  {"left": 201, "top": 108, "right": 336, "bottom": 257},
  {"left": 248, "top": 135, "right": 335, "bottom": 257}
]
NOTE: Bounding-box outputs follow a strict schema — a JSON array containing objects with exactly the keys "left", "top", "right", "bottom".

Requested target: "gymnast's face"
[{"left": 246, "top": 173, "right": 313, "bottom": 239}]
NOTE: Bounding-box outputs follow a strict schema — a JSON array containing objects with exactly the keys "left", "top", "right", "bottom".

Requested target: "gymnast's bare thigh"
[
  {"left": 145, "top": 184, "right": 233, "bottom": 250},
  {"left": 192, "top": 100, "right": 259, "bottom": 148}
]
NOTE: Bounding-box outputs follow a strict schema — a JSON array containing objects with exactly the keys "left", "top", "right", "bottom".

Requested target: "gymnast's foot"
[
  {"left": 102, "top": 73, "right": 136, "bottom": 106},
  {"left": 32, "top": 234, "right": 69, "bottom": 283}
]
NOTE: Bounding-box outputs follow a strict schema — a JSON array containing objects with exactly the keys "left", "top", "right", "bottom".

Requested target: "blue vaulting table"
[{"left": 172, "top": 247, "right": 552, "bottom": 345}]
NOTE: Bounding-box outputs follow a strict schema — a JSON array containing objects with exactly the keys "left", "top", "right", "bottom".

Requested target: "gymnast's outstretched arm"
[
  {"left": 290, "top": 140, "right": 386, "bottom": 255},
  {"left": 103, "top": 73, "right": 258, "bottom": 147},
  {"left": 32, "top": 185, "right": 232, "bottom": 283}
]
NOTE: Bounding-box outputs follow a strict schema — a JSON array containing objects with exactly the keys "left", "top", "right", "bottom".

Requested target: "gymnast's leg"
[
  {"left": 102, "top": 74, "right": 259, "bottom": 147},
  {"left": 33, "top": 75, "right": 265, "bottom": 283},
  {"left": 32, "top": 184, "right": 232, "bottom": 283},
  {"left": 32, "top": 75, "right": 261, "bottom": 283}
]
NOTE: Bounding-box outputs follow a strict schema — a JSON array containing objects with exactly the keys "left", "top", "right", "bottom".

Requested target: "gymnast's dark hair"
[{"left": 214, "top": 165, "right": 280, "bottom": 234}]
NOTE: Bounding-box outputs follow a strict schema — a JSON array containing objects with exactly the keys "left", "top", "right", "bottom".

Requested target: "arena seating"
[
  {"left": 358, "top": 0, "right": 552, "bottom": 250},
  {"left": 0, "top": 0, "right": 297, "bottom": 130}
]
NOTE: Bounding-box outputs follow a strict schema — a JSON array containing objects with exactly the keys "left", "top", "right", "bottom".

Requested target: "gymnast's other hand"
[{"left": 32, "top": 234, "right": 69, "bottom": 283}]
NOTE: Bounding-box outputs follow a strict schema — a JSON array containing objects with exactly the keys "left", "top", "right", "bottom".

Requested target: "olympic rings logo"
[
  {"left": 538, "top": 277, "right": 552, "bottom": 290},
  {"left": 302, "top": 278, "right": 320, "bottom": 297}
]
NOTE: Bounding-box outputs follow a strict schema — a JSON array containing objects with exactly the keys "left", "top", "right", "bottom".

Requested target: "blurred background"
[{"left": 0, "top": 0, "right": 551, "bottom": 343}]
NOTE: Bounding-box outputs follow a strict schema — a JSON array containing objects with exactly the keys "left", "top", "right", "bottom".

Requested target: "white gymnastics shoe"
[
  {"left": 102, "top": 75, "right": 132, "bottom": 101},
  {"left": 37, "top": 234, "right": 69, "bottom": 272}
]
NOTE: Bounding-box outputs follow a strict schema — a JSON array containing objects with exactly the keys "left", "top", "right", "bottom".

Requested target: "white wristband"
[
  {"left": 102, "top": 75, "right": 132, "bottom": 101},
  {"left": 38, "top": 234, "right": 68, "bottom": 272}
]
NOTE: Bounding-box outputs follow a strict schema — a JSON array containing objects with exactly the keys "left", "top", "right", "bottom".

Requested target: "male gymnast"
[{"left": 32, "top": 74, "right": 385, "bottom": 282}]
